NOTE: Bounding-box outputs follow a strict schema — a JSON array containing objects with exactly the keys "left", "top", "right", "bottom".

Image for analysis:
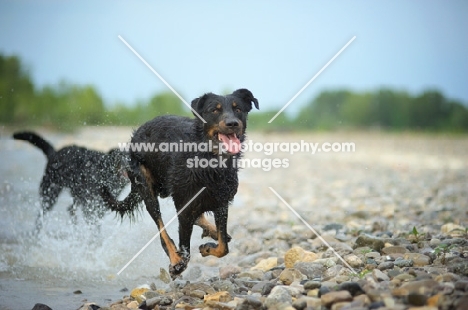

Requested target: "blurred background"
[
  {"left": 1, "top": 2, "right": 468, "bottom": 308},
  {"left": 1, "top": 1, "right": 467, "bottom": 132}
]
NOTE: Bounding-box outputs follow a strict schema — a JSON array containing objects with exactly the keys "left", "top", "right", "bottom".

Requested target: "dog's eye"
[
  {"left": 234, "top": 108, "right": 242, "bottom": 113},
  {"left": 212, "top": 108, "right": 220, "bottom": 114}
]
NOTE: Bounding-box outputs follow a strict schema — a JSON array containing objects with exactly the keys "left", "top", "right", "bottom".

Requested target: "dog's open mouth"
[{"left": 217, "top": 132, "right": 241, "bottom": 154}]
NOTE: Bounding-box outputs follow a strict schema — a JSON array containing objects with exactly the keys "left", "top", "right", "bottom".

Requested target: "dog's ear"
[
  {"left": 232, "top": 88, "right": 259, "bottom": 111},
  {"left": 191, "top": 93, "right": 210, "bottom": 116}
]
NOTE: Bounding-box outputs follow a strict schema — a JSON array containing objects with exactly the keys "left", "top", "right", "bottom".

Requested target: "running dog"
[
  {"left": 13, "top": 131, "right": 129, "bottom": 232},
  {"left": 101, "top": 88, "right": 259, "bottom": 278}
]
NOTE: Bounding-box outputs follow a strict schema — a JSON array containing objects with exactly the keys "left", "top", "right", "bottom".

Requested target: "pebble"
[
  {"left": 279, "top": 268, "right": 306, "bottom": 285},
  {"left": 320, "top": 290, "right": 353, "bottom": 307},
  {"left": 372, "top": 269, "right": 389, "bottom": 282},
  {"left": 404, "top": 253, "right": 431, "bottom": 266},
  {"left": 264, "top": 286, "right": 292, "bottom": 309},
  {"left": 284, "top": 247, "right": 319, "bottom": 268},
  {"left": 381, "top": 246, "right": 408, "bottom": 255},
  {"left": 220, "top": 264, "right": 242, "bottom": 279},
  {"left": 63, "top": 195, "right": 467, "bottom": 310},
  {"left": 251, "top": 257, "right": 278, "bottom": 271},
  {"left": 354, "top": 234, "right": 385, "bottom": 252}
]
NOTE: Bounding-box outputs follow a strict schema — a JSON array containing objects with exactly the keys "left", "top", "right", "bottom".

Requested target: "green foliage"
[
  {"left": 1, "top": 53, "right": 468, "bottom": 132},
  {"left": 408, "top": 226, "right": 425, "bottom": 243},
  {"left": 434, "top": 243, "right": 455, "bottom": 265},
  {"left": 105, "top": 92, "right": 190, "bottom": 126}
]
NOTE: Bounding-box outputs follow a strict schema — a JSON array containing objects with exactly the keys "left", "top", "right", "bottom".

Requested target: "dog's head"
[{"left": 191, "top": 88, "right": 259, "bottom": 155}]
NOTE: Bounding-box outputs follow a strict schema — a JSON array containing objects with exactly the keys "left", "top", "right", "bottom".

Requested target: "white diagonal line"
[
  {"left": 268, "top": 36, "right": 356, "bottom": 123},
  {"left": 117, "top": 187, "right": 206, "bottom": 275},
  {"left": 118, "top": 35, "right": 206, "bottom": 123},
  {"left": 268, "top": 187, "right": 356, "bottom": 274}
]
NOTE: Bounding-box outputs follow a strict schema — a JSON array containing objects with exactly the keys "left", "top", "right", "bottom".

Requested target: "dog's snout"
[{"left": 225, "top": 119, "right": 240, "bottom": 127}]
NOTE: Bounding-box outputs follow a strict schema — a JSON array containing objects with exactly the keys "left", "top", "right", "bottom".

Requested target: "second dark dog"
[
  {"left": 101, "top": 88, "right": 259, "bottom": 278},
  {"left": 13, "top": 131, "right": 129, "bottom": 232}
]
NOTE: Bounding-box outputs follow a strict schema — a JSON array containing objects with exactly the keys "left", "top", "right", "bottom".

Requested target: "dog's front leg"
[{"left": 199, "top": 207, "right": 230, "bottom": 258}]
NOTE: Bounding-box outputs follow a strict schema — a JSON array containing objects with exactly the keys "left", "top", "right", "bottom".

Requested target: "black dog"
[
  {"left": 101, "top": 88, "right": 259, "bottom": 278},
  {"left": 13, "top": 131, "right": 129, "bottom": 232}
]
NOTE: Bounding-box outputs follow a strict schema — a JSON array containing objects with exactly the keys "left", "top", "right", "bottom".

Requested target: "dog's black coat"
[
  {"left": 13, "top": 131, "right": 128, "bottom": 231},
  {"left": 101, "top": 88, "right": 259, "bottom": 278}
]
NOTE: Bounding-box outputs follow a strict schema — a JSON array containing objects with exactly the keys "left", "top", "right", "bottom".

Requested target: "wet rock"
[
  {"left": 320, "top": 290, "right": 353, "bottom": 307},
  {"left": 279, "top": 268, "right": 306, "bottom": 285},
  {"left": 127, "top": 301, "right": 139, "bottom": 309},
  {"left": 31, "top": 304, "right": 53, "bottom": 310},
  {"left": 220, "top": 264, "right": 242, "bottom": 279},
  {"left": 77, "top": 304, "right": 100, "bottom": 310},
  {"left": 130, "top": 286, "right": 150, "bottom": 304},
  {"left": 159, "top": 267, "right": 171, "bottom": 284},
  {"left": 264, "top": 286, "right": 292, "bottom": 309}
]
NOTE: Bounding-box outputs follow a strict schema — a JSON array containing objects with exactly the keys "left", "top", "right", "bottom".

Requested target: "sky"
[{"left": 1, "top": 1, "right": 467, "bottom": 115}]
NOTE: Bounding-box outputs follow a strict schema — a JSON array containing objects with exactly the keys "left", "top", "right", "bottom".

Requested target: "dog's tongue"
[{"left": 218, "top": 133, "right": 241, "bottom": 154}]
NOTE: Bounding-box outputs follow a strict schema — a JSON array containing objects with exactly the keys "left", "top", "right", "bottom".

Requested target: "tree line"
[{"left": 1, "top": 54, "right": 467, "bottom": 132}]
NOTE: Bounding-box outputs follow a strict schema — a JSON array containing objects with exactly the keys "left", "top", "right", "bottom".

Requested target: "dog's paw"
[
  {"left": 169, "top": 256, "right": 189, "bottom": 279},
  {"left": 199, "top": 242, "right": 217, "bottom": 257}
]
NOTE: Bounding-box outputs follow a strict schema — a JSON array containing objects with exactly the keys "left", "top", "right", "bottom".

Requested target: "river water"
[{"left": 0, "top": 128, "right": 222, "bottom": 309}]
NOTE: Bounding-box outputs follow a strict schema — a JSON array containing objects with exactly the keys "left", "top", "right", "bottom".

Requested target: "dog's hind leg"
[
  {"left": 138, "top": 165, "right": 189, "bottom": 278},
  {"left": 195, "top": 213, "right": 232, "bottom": 242},
  {"left": 35, "top": 179, "right": 62, "bottom": 234},
  {"left": 199, "top": 207, "right": 230, "bottom": 258}
]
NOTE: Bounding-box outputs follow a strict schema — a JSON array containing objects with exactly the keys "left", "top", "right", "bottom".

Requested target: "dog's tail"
[
  {"left": 101, "top": 185, "right": 142, "bottom": 220},
  {"left": 13, "top": 131, "right": 55, "bottom": 158}
]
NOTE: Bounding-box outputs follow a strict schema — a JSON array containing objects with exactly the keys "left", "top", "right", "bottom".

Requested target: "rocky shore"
[
  {"left": 34, "top": 221, "right": 467, "bottom": 310},
  {"left": 5, "top": 129, "right": 467, "bottom": 310}
]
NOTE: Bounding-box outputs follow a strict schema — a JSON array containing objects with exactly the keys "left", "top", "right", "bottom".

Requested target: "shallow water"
[
  {"left": 0, "top": 130, "right": 219, "bottom": 309},
  {"left": 1, "top": 128, "right": 467, "bottom": 309}
]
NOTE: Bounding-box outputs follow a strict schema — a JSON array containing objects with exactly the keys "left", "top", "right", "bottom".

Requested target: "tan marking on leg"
[
  {"left": 195, "top": 214, "right": 218, "bottom": 239},
  {"left": 156, "top": 218, "right": 183, "bottom": 266},
  {"left": 140, "top": 165, "right": 155, "bottom": 197},
  {"left": 210, "top": 230, "right": 229, "bottom": 258}
]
